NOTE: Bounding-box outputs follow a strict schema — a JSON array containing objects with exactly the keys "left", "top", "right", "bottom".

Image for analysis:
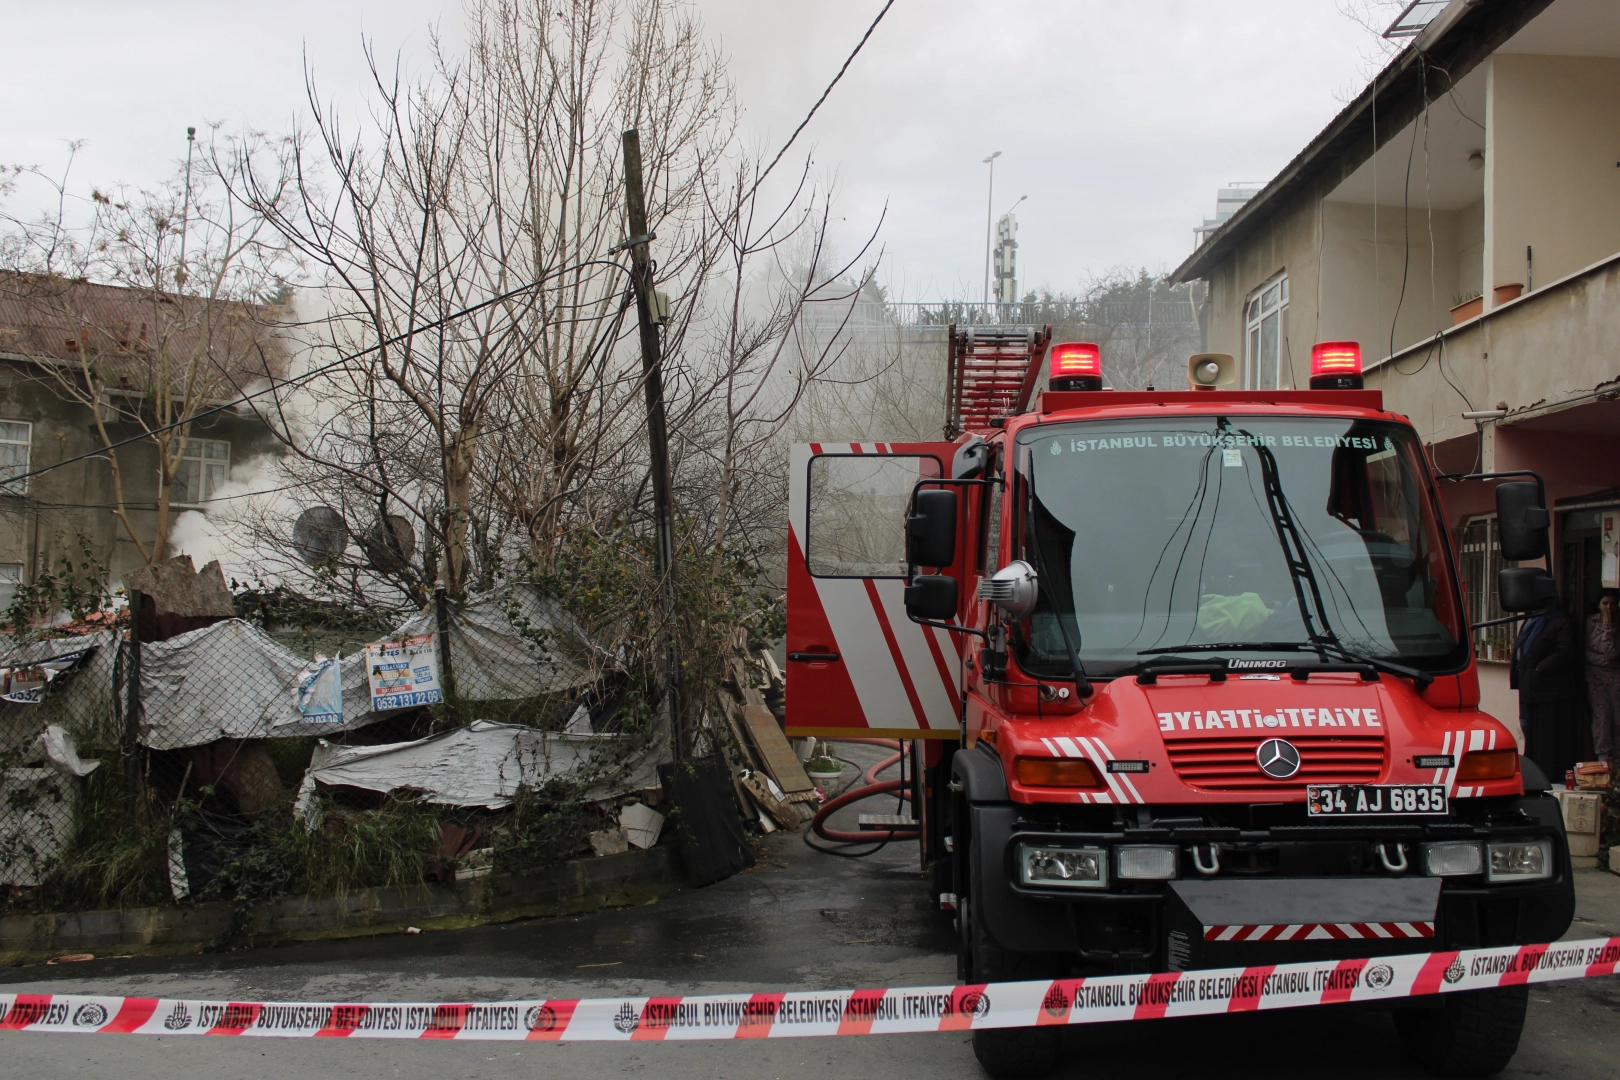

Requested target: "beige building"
[
  {"left": 0, "top": 274, "right": 286, "bottom": 602},
  {"left": 1172, "top": 0, "right": 1620, "bottom": 727}
]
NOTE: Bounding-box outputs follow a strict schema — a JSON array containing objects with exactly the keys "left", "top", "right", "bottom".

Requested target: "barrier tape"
[{"left": 3, "top": 937, "right": 1617, "bottom": 1042}]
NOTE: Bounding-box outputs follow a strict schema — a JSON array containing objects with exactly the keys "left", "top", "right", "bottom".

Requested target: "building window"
[
  {"left": 1458, "top": 516, "right": 1513, "bottom": 662},
  {"left": 0, "top": 420, "right": 32, "bottom": 495},
  {"left": 171, "top": 439, "right": 231, "bottom": 507},
  {"left": 1244, "top": 275, "right": 1288, "bottom": 389},
  {"left": 0, "top": 564, "right": 20, "bottom": 611}
]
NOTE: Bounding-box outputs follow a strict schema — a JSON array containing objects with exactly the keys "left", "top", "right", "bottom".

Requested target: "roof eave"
[{"left": 1169, "top": 0, "right": 1556, "bottom": 285}]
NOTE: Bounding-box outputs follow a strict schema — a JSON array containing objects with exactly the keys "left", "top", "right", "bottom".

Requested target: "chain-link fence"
[{"left": 0, "top": 582, "right": 672, "bottom": 916}]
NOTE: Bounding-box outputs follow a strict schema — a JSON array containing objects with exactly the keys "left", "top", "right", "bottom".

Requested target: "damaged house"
[{"left": 0, "top": 271, "right": 288, "bottom": 597}]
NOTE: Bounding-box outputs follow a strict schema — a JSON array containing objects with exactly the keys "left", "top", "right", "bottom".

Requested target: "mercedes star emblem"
[{"left": 1256, "top": 738, "right": 1301, "bottom": 779}]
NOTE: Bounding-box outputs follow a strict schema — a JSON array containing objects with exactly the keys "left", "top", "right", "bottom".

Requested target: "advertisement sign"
[
  {"left": 366, "top": 634, "right": 444, "bottom": 711},
  {"left": 290, "top": 654, "right": 343, "bottom": 724},
  {"left": 0, "top": 648, "right": 93, "bottom": 704}
]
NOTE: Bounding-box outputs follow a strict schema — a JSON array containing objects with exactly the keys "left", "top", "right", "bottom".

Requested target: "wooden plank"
[
  {"left": 759, "top": 649, "right": 784, "bottom": 690},
  {"left": 742, "top": 702, "right": 815, "bottom": 795},
  {"left": 728, "top": 656, "right": 766, "bottom": 708},
  {"left": 718, "top": 692, "right": 763, "bottom": 772}
]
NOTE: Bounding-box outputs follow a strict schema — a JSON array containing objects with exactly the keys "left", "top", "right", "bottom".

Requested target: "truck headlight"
[
  {"left": 1018, "top": 844, "right": 1107, "bottom": 889},
  {"left": 1116, "top": 845, "right": 1178, "bottom": 880},
  {"left": 1486, "top": 839, "right": 1553, "bottom": 882},
  {"left": 1423, "top": 841, "right": 1482, "bottom": 877}
]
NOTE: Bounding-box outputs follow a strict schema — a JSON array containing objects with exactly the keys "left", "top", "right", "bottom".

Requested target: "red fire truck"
[{"left": 786, "top": 329, "right": 1575, "bottom": 1077}]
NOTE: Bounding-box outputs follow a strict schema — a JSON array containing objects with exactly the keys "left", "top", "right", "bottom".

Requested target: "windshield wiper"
[
  {"left": 1136, "top": 642, "right": 1434, "bottom": 689},
  {"left": 1313, "top": 641, "right": 1435, "bottom": 691}
]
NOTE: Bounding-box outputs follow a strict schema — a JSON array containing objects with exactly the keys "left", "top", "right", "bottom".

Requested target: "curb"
[{"left": 0, "top": 845, "right": 679, "bottom": 965}]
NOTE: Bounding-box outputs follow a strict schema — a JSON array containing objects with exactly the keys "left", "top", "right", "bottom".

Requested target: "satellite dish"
[
  {"left": 292, "top": 506, "right": 350, "bottom": 566},
  {"left": 364, "top": 514, "right": 416, "bottom": 571}
]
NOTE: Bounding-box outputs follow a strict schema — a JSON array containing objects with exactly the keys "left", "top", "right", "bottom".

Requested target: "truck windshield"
[{"left": 1013, "top": 416, "right": 1468, "bottom": 678}]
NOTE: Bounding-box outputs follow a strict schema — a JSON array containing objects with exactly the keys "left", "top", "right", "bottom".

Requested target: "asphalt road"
[{"left": 4, "top": 746, "right": 1619, "bottom": 1079}]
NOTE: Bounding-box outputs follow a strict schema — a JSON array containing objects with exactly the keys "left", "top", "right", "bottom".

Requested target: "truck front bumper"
[{"left": 969, "top": 797, "right": 1576, "bottom": 972}]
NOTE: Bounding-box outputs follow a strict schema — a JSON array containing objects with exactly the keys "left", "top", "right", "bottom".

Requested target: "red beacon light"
[
  {"left": 1049, "top": 341, "right": 1103, "bottom": 391},
  {"left": 1310, "top": 341, "right": 1364, "bottom": 390}
]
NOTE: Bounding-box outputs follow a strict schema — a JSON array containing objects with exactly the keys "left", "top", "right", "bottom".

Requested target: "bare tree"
[
  {"left": 235, "top": 0, "right": 736, "bottom": 603},
  {"left": 217, "top": 0, "right": 893, "bottom": 754},
  {"left": 1336, "top": 1, "right": 1409, "bottom": 88}
]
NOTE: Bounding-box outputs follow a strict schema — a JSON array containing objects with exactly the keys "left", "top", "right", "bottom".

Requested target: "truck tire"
[
  {"left": 962, "top": 838, "right": 1064, "bottom": 1079},
  {"left": 1393, "top": 986, "right": 1528, "bottom": 1076}
]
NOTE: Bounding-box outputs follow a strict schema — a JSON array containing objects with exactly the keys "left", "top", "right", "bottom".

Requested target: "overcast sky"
[{"left": 3, "top": 1, "right": 1385, "bottom": 301}]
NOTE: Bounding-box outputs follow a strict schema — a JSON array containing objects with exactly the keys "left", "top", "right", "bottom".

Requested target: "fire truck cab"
[{"left": 786, "top": 329, "right": 1575, "bottom": 1077}]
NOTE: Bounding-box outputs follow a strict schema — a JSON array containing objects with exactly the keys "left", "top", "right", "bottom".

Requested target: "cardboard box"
[
  {"left": 1556, "top": 790, "right": 1602, "bottom": 858},
  {"left": 1575, "top": 761, "right": 1611, "bottom": 791}
]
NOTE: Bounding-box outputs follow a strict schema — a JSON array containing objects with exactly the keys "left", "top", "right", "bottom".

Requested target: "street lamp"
[{"left": 982, "top": 151, "right": 1001, "bottom": 310}]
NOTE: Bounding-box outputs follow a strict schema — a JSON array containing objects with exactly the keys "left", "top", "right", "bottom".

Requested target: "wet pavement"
[{"left": 3, "top": 742, "right": 1619, "bottom": 1078}]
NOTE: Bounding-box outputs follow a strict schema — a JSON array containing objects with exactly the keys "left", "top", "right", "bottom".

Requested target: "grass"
[{"left": 28, "top": 782, "right": 598, "bottom": 918}]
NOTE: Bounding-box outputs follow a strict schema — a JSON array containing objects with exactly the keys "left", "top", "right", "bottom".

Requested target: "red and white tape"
[{"left": 4, "top": 937, "right": 1617, "bottom": 1042}]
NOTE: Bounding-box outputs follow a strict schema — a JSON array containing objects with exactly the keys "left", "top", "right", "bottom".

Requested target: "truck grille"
[{"left": 1166, "top": 734, "right": 1386, "bottom": 792}]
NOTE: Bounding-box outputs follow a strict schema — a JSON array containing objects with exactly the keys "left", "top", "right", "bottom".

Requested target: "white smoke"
[{"left": 165, "top": 285, "right": 345, "bottom": 587}]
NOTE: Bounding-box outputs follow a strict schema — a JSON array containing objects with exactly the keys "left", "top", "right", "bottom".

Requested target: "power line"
[
  {"left": 0, "top": 478, "right": 320, "bottom": 513},
  {"left": 746, "top": 0, "right": 897, "bottom": 200}
]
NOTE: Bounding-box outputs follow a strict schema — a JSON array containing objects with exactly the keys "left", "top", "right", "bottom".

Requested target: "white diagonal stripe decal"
[{"left": 1077, "top": 737, "right": 1129, "bottom": 803}]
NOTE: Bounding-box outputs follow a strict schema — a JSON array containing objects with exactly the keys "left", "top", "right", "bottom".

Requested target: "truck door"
[{"left": 786, "top": 442, "right": 966, "bottom": 739}]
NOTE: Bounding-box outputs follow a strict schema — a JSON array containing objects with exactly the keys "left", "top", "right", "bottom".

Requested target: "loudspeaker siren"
[{"left": 1187, "top": 352, "right": 1237, "bottom": 390}]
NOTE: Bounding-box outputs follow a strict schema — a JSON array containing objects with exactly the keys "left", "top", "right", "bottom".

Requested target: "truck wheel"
[
  {"left": 964, "top": 844, "right": 1064, "bottom": 1078},
  {"left": 1393, "top": 986, "right": 1528, "bottom": 1076}
]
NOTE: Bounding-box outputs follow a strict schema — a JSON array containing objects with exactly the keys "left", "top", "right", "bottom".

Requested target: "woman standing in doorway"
[{"left": 1587, "top": 589, "right": 1620, "bottom": 765}]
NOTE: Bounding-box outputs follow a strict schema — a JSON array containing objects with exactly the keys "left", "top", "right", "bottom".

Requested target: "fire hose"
[{"left": 806, "top": 739, "right": 919, "bottom": 853}]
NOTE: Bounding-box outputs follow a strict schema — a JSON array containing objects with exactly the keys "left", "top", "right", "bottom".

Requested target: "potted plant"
[
  {"left": 1494, "top": 282, "right": 1524, "bottom": 305},
  {"left": 806, "top": 755, "right": 844, "bottom": 787},
  {"left": 1450, "top": 289, "right": 1483, "bottom": 325}
]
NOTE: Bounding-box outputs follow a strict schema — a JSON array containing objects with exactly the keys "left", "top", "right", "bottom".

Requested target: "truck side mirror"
[
  {"left": 1496, "top": 482, "right": 1550, "bottom": 562},
  {"left": 907, "top": 489, "right": 958, "bottom": 568},
  {"left": 904, "top": 574, "right": 959, "bottom": 620},
  {"left": 1498, "top": 566, "right": 1559, "bottom": 613}
]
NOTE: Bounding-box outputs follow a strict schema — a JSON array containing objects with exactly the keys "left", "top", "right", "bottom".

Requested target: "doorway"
[{"left": 1560, "top": 506, "right": 1614, "bottom": 622}]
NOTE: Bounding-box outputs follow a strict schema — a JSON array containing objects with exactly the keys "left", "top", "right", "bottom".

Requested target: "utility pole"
[
  {"left": 177, "top": 126, "right": 196, "bottom": 289},
  {"left": 981, "top": 150, "right": 1001, "bottom": 312},
  {"left": 621, "top": 128, "right": 682, "bottom": 763}
]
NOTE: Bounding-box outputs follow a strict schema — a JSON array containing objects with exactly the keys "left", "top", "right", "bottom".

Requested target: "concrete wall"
[
  {"left": 1365, "top": 252, "right": 1620, "bottom": 449},
  {"left": 1203, "top": 171, "right": 1478, "bottom": 380},
  {"left": 1457, "top": 198, "right": 1485, "bottom": 301},
  {"left": 1479, "top": 663, "right": 1520, "bottom": 747},
  {"left": 0, "top": 362, "right": 282, "bottom": 593},
  {"left": 1486, "top": 54, "right": 1620, "bottom": 308},
  {"left": 1205, "top": 179, "right": 1324, "bottom": 386},
  {"left": 1318, "top": 202, "right": 1464, "bottom": 358}
]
